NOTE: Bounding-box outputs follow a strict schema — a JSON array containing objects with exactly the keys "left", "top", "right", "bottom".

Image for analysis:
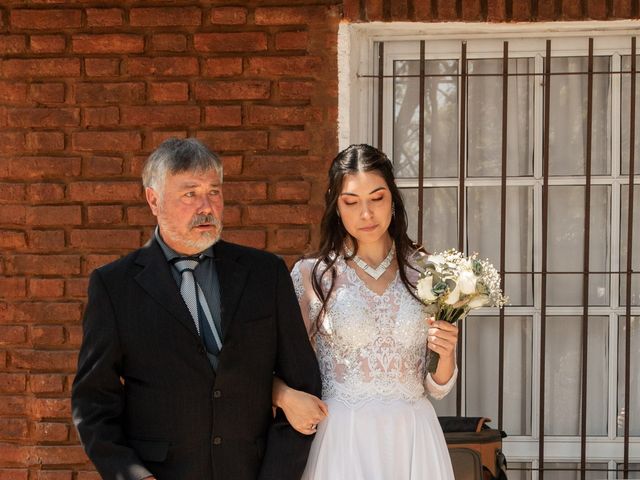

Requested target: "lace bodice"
[{"left": 291, "top": 256, "right": 456, "bottom": 407}]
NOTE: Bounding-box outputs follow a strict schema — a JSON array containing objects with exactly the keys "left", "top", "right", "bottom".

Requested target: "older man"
[{"left": 72, "top": 138, "right": 321, "bottom": 480}]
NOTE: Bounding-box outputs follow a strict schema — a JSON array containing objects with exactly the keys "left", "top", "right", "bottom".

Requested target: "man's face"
[{"left": 146, "top": 169, "right": 224, "bottom": 255}]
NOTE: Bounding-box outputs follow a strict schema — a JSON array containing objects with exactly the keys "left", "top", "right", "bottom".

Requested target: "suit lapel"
[
  {"left": 213, "top": 241, "right": 249, "bottom": 338},
  {"left": 134, "top": 239, "right": 199, "bottom": 339}
]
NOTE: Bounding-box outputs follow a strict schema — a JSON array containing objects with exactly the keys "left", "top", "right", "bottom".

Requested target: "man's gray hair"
[{"left": 142, "top": 138, "right": 223, "bottom": 193}]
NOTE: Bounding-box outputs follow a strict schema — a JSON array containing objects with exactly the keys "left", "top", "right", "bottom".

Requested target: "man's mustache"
[{"left": 190, "top": 214, "right": 221, "bottom": 229}]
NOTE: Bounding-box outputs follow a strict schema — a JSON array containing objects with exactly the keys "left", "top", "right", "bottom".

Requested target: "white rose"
[
  {"left": 428, "top": 254, "right": 445, "bottom": 265},
  {"left": 458, "top": 270, "right": 477, "bottom": 295},
  {"left": 468, "top": 295, "right": 489, "bottom": 308},
  {"left": 445, "top": 283, "right": 461, "bottom": 305},
  {"left": 417, "top": 276, "right": 437, "bottom": 302}
]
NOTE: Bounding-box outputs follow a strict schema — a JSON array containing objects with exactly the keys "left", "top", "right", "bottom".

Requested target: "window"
[{"left": 340, "top": 22, "right": 640, "bottom": 477}]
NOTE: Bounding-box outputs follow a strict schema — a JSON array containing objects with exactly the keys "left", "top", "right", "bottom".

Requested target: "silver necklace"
[{"left": 344, "top": 243, "right": 395, "bottom": 280}]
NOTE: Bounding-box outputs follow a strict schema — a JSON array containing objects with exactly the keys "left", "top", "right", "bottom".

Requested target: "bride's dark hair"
[{"left": 310, "top": 144, "right": 421, "bottom": 333}]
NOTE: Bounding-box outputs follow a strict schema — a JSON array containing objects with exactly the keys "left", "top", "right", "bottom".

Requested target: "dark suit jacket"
[{"left": 71, "top": 239, "right": 321, "bottom": 480}]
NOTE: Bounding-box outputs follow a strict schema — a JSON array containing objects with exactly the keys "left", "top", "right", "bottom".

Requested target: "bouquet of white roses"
[{"left": 415, "top": 249, "right": 508, "bottom": 374}]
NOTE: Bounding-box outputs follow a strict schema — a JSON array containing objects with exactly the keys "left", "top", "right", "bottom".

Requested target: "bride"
[{"left": 273, "top": 144, "right": 458, "bottom": 479}]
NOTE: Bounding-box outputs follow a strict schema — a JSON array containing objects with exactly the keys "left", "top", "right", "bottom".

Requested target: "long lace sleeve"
[{"left": 424, "top": 366, "right": 458, "bottom": 400}]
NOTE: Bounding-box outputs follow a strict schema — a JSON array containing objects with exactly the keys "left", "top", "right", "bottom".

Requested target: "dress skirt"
[{"left": 301, "top": 397, "right": 455, "bottom": 480}]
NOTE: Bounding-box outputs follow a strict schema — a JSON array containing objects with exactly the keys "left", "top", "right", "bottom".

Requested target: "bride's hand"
[
  {"left": 273, "top": 377, "right": 328, "bottom": 435},
  {"left": 426, "top": 317, "right": 458, "bottom": 360}
]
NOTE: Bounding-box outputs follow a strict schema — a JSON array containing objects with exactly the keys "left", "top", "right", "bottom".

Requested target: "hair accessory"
[{"left": 344, "top": 242, "right": 395, "bottom": 280}]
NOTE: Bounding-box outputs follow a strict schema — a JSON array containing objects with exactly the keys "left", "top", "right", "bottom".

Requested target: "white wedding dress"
[{"left": 291, "top": 256, "right": 456, "bottom": 480}]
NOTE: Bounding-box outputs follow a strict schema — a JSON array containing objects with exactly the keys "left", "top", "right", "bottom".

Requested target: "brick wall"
[{"left": 0, "top": 1, "right": 339, "bottom": 477}]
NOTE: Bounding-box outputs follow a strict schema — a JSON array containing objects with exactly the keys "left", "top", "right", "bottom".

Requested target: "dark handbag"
[{"left": 439, "top": 417, "right": 508, "bottom": 480}]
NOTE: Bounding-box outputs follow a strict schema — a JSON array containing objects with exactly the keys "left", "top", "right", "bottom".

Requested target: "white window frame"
[{"left": 338, "top": 20, "right": 640, "bottom": 476}]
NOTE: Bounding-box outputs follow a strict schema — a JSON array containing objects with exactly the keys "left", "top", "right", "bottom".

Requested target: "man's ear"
[{"left": 145, "top": 187, "right": 160, "bottom": 216}]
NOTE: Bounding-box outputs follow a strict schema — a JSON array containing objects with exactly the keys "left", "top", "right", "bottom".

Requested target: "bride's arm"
[
  {"left": 273, "top": 376, "right": 328, "bottom": 435},
  {"left": 425, "top": 317, "right": 459, "bottom": 398}
]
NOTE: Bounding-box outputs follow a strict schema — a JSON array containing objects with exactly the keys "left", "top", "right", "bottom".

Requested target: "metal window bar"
[{"left": 372, "top": 37, "right": 640, "bottom": 476}]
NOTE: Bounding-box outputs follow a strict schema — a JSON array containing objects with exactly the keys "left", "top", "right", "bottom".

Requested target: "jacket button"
[
  {"left": 213, "top": 437, "right": 222, "bottom": 445},
  {"left": 213, "top": 390, "right": 222, "bottom": 398}
]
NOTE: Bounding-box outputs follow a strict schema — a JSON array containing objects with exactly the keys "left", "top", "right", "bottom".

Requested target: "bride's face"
[{"left": 337, "top": 170, "right": 393, "bottom": 245}]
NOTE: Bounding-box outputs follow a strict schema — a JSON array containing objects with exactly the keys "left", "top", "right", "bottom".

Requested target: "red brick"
[
  {"left": 222, "top": 230, "right": 266, "bottom": 249},
  {"left": 245, "top": 155, "right": 323, "bottom": 175},
  {"left": 32, "top": 325, "right": 65, "bottom": 346},
  {"left": 247, "top": 56, "right": 322, "bottom": 76},
  {"left": 3, "top": 301, "right": 82, "bottom": 324},
  {"left": 30, "top": 83, "right": 65, "bottom": 104},
  {"left": 0, "top": 205, "right": 26, "bottom": 224},
  {"left": 11, "top": 9, "right": 81, "bottom": 29},
  {"left": 149, "top": 82, "right": 189, "bottom": 102},
  {"left": 7, "top": 108, "right": 79, "bottom": 128},
  {"left": 0, "top": 326, "right": 27, "bottom": 345},
  {"left": 275, "top": 31, "right": 308, "bottom": 51},
  {"left": 0, "top": 396, "right": 26, "bottom": 415},
  {"left": 5, "top": 255, "right": 80, "bottom": 275},
  {"left": 195, "top": 80, "right": 270, "bottom": 100},
  {"left": 587, "top": 0, "right": 607, "bottom": 18},
  {"left": 0, "top": 35, "right": 27, "bottom": 54},
  {"left": 75, "top": 82, "right": 145, "bottom": 104},
  {"left": 194, "top": 33, "right": 267, "bottom": 53},
  {"left": 121, "top": 106, "right": 199, "bottom": 127},
  {"left": 84, "top": 156, "right": 123, "bottom": 176},
  {"left": 511, "top": 0, "right": 532, "bottom": 19},
  {"left": 84, "top": 58, "right": 120, "bottom": 77},
  {"left": 0, "top": 231, "right": 27, "bottom": 250},
  {"left": 612, "top": 0, "right": 631, "bottom": 17},
  {"left": 29, "top": 397, "right": 72, "bottom": 418},
  {"left": 245, "top": 205, "right": 317, "bottom": 225},
  {"left": 414, "top": 0, "right": 434, "bottom": 19},
  {"left": 0, "top": 184, "right": 26, "bottom": 202},
  {"left": 343, "top": 0, "right": 361, "bottom": 20},
  {"left": 126, "top": 206, "right": 155, "bottom": 226},
  {"left": 127, "top": 57, "right": 199, "bottom": 77},
  {"left": 37, "top": 468, "right": 73, "bottom": 480},
  {"left": 0, "top": 419, "right": 28, "bottom": 441},
  {"left": 30, "top": 35, "right": 65, "bottom": 54},
  {"left": 12, "top": 350, "right": 77, "bottom": 372},
  {"left": 70, "top": 229, "right": 140, "bottom": 249},
  {"left": 223, "top": 182, "right": 267, "bottom": 202},
  {"left": 0, "top": 82, "right": 28, "bottom": 104},
  {"left": 390, "top": 0, "right": 409, "bottom": 19},
  {"left": 562, "top": 0, "right": 583, "bottom": 18},
  {"left": 29, "top": 279, "right": 64, "bottom": 298},
  {"left": 31, "top": 446, "right": 87, "bottom": 466},
  {"left": 0, "top": 444, "right": 30, "bottom": 465},
  {"left": 536, "top": 0, "right": 555, "bottom": 19},
  {"left": 0, "top": 352, "right": 6, "bottom": 368},
  {"left": 0, "top": 373, "right": 27, "bottom": 393},
  {"left": 130, "top": 7, "right": 201, "bottom": 26},
  {"left": 87, "top": 205, "right": 123, "bottom": 224},
  {"left": 202, "top": 58, "right": 243, "bottom": 77},
  {"left": 146, "top": 132, "right": 188, "bottom": 151},
  {"left": 0, "top": 469, "right": 28, "bottom": 480},
  {"left": 65, "top": 279, "right": 89, "bottom": 299},
  {"left": 28, "top": 184, "right": 65, "bottom": 203},
  {"left": 461, "top": 0, "right": 483, "bottom": 19},
  {"left": 30, "top": 374, "right": 64, "bottom": 394},
  {"left": 69, "top": 182, "right": 141, "bottom": 202},
  {"left": 274, "top": 181, "right": 311, "bottom": 201},
  {"left": 151, "top": 34, "right": 187, "bottom": 52},
  {"left": 76, "top": 472, "right": 100, "bottom": 480},
  {"left": 33, "top": 423, "right": 69, "bottom": 443},
  {"left": 86, "top": 8, "right": 124, "bottom": 27},
  {"left": 27, "top": 206, "right": 81, "bottom": 226},
  {"left": 28, "top": 231, "right": 65, "bottom": 251},
  {"left": 248, "top": 106, "right": 321, "bottom": 126},
  {"left": 255, "top": 6, "right": 329, "bottom": 25},
  {"left": 83, "top": 254, "right": 121, "bottom": 274},
  {"left": 196, "top": 131, "right": 268, "bottom": 152},
  {"left": 2, "top": 58, "right": 80, "bottom": 78},
  {"left": 83, "top": 107, "right": 119, "bottom": 127},
  {"left": 72, "top": 34, "right": 144, "bottom": 54},
  {"left": 204, "top": 106, "right": 241, "bottom": 127},
  {"left": 26, "top": 132, "right": 65, "bottom": 152},
  {"left": 365, "top": 0, "right": 383, "bottom": 20},
  {"left": 72, "top": 132, "right": 141, "bottom": 152},
  {"left": 436, "top": 0, "right": 458, "bottom": 18},
  {"left": 210, "top": 7, "right": 247, "bottom": 24},
  {"left": 9, "top": 156, "right": 80, "bottom": 179},
  {"left": 222, "top": 205, "right": 241, "bottom": 226},
  {"left": 487, "top": 0, "right": 507, "bottom": 20},
  {"left": 221, "top": 155, "right": 242, "bottom": 176},
  {"left": 0, "top": 278, "right": 26, "bottom": 298},
  {"left": 271, "top": 130, "right": 310, "bottom": 151},
  {"left": 0, "top": 132, "right": 25, "bottom": 153}
]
